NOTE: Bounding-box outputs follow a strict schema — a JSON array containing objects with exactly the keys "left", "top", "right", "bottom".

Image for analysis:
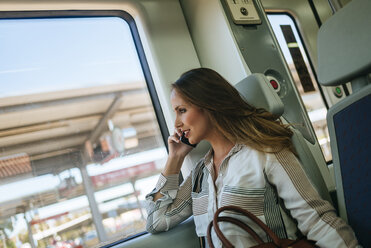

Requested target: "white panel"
[
  {"left": 180, "top": 0, "right": 251, "bottom": 84},
  {"left": 179, "top": 0, "right": 253, "bottom": 176}
]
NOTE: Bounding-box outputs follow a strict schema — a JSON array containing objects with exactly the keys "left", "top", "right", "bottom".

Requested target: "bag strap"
[
  {"left": 207, "top": 215, "right": 264, "bottom": 248},
  {"left": 213, "top": 206, "right": 283, "bottom": 246}
]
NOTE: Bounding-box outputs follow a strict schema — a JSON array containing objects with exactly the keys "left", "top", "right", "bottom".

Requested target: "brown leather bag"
[{"left": 206, "top": 205, "right": 318, "bottom": 248}]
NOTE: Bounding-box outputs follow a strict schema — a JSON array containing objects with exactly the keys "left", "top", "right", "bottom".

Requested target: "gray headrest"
[
  {"left": 235, "top": 73, "right": 284, "bottom": 116},
  {"left": 317, "top": 0, "right": 371, "bottom": 86}
]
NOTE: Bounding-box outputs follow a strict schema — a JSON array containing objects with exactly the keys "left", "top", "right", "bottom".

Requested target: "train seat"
[
  {"left": 317, "top": 0, "right": 371, "bottom": 246},
  {"left": 235, "top": 73, "right": 332, "bottom": 203}
]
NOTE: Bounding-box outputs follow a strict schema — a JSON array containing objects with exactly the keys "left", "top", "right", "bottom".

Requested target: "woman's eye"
[{"left": 179, "top": 108, "right": 186, "bottom": 113}]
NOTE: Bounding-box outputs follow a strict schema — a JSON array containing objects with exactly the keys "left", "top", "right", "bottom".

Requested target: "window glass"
[
  {"left": 0, "top": 16, "right": 166, "bottom": 248},
  {"left": 267, "top": 14, "right": 332, "bottom": 162}
]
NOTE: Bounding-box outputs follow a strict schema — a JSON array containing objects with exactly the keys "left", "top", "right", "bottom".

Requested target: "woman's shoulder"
[
  {"left": 231, "top": 144, "right": 271, "bottom": 168},
  {"left": 271, "top": 148, "right": 299, "bottom": 164},
  {"left": 236, "top": 145, "right": 298, "bottom": 168},
  {"left": 236, "top": 144, "right": 272, "bottom": 160},
  {"left": 264, "top": 148, "right": 302, "bottom": 176}
]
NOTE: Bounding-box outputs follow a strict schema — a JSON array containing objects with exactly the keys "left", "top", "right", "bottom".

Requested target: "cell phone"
[{"left": 180, "top": 132, "right": 197, "bottom": 148}]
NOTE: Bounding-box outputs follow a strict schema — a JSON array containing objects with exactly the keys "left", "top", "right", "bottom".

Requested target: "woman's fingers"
[
  {"left": 169, "top": 130, "right": 181, "bottom": 143},
  {"left": 168, "top": 130, "right": 193, "bottom": 158},
  {"left": 169, "top": 129, "right": 183, "bottom": 143},
  {"left": 176, "top": 129, "right": 182, "bottom": 138},
  {"left": 169, "top": 134, "right": 180, "bottom": 143}
]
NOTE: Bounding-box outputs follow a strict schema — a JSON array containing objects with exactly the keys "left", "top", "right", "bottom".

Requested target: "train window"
[
  {"left": 0, "top": 15, "right": 167, "bottom": 248},
  {"left": 267, "top": 14, "right": 332, "bottom": 162}
]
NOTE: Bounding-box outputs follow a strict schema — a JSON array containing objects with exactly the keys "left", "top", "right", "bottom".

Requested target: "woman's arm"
[
  {"left": 145, "top": 170, "right": 193, "bottom": 233},
  {"left": 152, "top": 155, "right": 187, "bottom": 202},
  {"left": 266, "top": 149, "right": 359, "bottom": 248},
  {"left": 146, "top": 129, "right": 194, "bottom": 233}
]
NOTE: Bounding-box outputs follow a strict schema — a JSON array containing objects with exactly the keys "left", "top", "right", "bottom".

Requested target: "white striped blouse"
[{"left": 145, "top": 144, "right": 359, "bottom": 248}]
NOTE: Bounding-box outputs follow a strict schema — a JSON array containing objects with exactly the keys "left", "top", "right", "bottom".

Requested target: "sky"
[{"left": 0, "top": 17, "right": 144, "bottom": 98}]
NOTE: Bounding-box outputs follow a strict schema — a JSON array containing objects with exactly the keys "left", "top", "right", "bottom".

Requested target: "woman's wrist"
[
  {"left": 163, "top": 155, "right": 184, "bottom": 176},
  {"left": 163, "top": 168, "right": 181, "bottom": 176}
]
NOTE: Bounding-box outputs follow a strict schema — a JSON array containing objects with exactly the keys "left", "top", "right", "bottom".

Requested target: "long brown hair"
[{"left": 172, "top": 68, "right": 294, "bottom": 153}]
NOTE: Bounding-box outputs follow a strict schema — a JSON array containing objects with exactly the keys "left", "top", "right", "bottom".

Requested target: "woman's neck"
[
  {"left": 212, "top": 140, "right": 234, "bottom": 159},
  {"left": 208, "top": 131, "right": 234, "bottom": 171}
]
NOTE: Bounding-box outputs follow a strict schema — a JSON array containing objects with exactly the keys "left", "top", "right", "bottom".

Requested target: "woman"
[{"left": 145, "top": 68, "right": 359, "bottom": 248}]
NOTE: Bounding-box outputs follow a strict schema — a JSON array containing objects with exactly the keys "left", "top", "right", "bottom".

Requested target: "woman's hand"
[
  {"left": 153, "top": 129, "right": 194, "bottom": 201},
  {"left": 163, "top": 129, "right": 194, "bottom": 176},
  {"left": 168, "top": 129, "right": 194, "bottom": 158}
]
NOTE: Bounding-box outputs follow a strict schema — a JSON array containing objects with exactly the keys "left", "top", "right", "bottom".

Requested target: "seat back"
[
  {"left": 317, "top": 0, "right": 371, "bottom": 246},
  {"left": 235, "top": 73, "right": 332, "bottom": 203},
  {"left": 325, "top": 86, "right": 371, "bottom": 246}
]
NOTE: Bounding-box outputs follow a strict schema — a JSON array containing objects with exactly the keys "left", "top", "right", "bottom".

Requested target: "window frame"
[
  {"left": 266, "top": 12, "right": 330, "bottom": 109},
  {"left": 0, "top": 9, "right": 169, "bottom": 245}
]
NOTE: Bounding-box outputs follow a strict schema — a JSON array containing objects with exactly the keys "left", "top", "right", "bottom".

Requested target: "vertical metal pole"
[
  {"left": 24, "top": 214, "right": 37, "bottom": 248},
  {"left": 80, "top": 165, "right": 108, "bottom": 242},
  {"left": 130, "top": 181, "right": 145, "bottom": 220},
  {"left": 1, "top": 230, "right": 7, "bottom": 248}
]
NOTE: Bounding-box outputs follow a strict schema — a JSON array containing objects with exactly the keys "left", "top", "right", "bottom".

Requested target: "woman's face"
[{"left": 170, "top": 89, "right": 212, "bottom": 144}]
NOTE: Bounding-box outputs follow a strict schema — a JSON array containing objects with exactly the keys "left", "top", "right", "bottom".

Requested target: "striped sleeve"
[
  {"left": 266, "top": 149, "right": 359, "bottom": 248},
  {"left": 145, "top": 173, "right": 192, "bottom": 233}
]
